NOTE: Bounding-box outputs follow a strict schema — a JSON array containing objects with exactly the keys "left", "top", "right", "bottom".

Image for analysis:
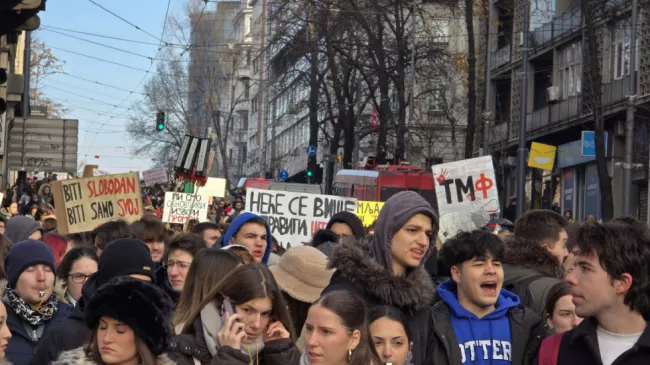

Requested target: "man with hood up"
[
  {"left": 29, "top": 238, "right": 156, "bottom": 365},
  {"left": 221, "top": 212, "right": 273, "bottom": 265},
  {"left": 431, "top": 230, "right": 547, "bottom": 365},
  {"left": 322, "top": 191, "right": 437, "bottom": 365},
  {"left": 4, "top": 216, "right": 42, "bottom": 243}
]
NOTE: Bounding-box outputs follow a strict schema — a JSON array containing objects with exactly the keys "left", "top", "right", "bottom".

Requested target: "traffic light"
[
  {"left": 307, "top": 169, "right": 313, "bottom": 177},
  {"left": 156, "top": 111, "right": 165, "bottom": 131},
  {"left": 0, "top": 1, "right": 45, "bottom": 36}
]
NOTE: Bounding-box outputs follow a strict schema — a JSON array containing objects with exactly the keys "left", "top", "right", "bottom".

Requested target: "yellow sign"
[
  {"left": 528, "top": 142, "right": 557, "bottom": 170},
  {"left": 356, "top": 201, "right": 385, "bottom": 227}
]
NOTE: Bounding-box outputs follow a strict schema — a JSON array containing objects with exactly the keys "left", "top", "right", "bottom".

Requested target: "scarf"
[{"left": 4, "top": 286, "right": 60, "bottom": 326}]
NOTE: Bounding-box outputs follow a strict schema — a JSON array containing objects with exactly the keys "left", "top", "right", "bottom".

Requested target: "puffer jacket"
[
  {"left": 322, "top": 238, "right": 435, "bottom": 365},
  {"left": 167, "top": 303, "right": 300, "bottom": 365},
  {"left": 51, "top": 347, "right": 177, "bottom": 365},
  {"left": 502, "top": 237, "right": 564, "bottom": 317}
]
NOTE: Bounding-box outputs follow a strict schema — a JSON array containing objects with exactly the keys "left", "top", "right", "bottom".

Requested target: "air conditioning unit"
[{"left": 547, "top": 86, "right": 560, "bottom": 103}]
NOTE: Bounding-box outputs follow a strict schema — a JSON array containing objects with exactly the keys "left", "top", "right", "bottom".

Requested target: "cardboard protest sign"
[
  {"left": 142, "top": 167, "right": 169, "bottom": 186},
  {"left": 196, "top": 177, "right": 227, "bottom": 198},
  {"left": 52, "top": 172, "right": 143, "bottom": 234},
  {"left": 245, "top": 188, "right": 357, "bottom": 247},
  {"left": 356, "top": 201, "right": 384, "bottom": 227},
  {"left": 162, "top": 192, "right": 209, "bottom": 224},
  {"left": 432, "top": 156, "right": 500, "bottom": 216}
]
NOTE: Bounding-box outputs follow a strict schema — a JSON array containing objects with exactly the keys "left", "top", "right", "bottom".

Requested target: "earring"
[{"left": 348, "top": 349, "right": 352, "bottom": 362}]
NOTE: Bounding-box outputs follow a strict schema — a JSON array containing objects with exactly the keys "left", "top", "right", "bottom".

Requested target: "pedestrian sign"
[
  {"left": 279, "top": 170, "right": 289, "bottom": 181},
  {"left": 306, "top": 145, "right": 317, "bottom": 157}
]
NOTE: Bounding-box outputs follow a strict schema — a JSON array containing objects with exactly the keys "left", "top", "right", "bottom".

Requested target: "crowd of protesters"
[{"left": 0, "top": 173, "right": 644, "bottom": 365}]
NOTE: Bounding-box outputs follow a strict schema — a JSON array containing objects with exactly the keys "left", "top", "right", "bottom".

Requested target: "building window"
[
  {"left": 251, "top": 96, "right": 258, "bottom": 114},
  {"left": 244, "top": 80, "right": 250, "bottom": 99},
  {"left": 240, "top": 111, "right": 249, "bottom": 131},
  {"left": 613, "top": 20, "right": 631, "bottom": 80},
  {"left": 429, "top": 87, "right": 444, "bottom": 111},
  {"left": 432, "top": 20, "right": 450, "bottom": 43},
  {"left": 253, "top": 56, "right": 259, "bottom": 74},
  {"left": 559, "top": 42, "right": 581, "bottom": 98}
]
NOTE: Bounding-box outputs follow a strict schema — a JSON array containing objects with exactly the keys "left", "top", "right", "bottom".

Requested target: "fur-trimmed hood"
[
  {"left": 502, "top": 236, "right": 564, "bottom": 278},
  {"left": 327, "top": 239, "right": 434, "bottom": 310},
  {"left": 52, "top": 347, "right": 177, "bottom": 365},
  {"left": 53, "top": 279, "right": 71, "bottom": 305}
]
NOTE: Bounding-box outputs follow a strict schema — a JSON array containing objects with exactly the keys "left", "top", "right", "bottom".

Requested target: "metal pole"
[
  {"left": 624, "top": 0, "right": 638, "bottom": 215},
  {"left": 406, "top": 0, "right": 416, "bottom": 162},
  {"left": 23, "top": 31, "right": 31, "bottom": 120},
  {"left": 483, "top": 0, "right": 494, "bottom": 156},
  {"left": 516, "top": 4, "right": 530, "bottom": 217}
]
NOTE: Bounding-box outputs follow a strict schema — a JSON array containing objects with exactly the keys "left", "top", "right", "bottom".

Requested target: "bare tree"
[
  {"left": 30, "top": 35, "right": 69, "bottom": 118},
  {"left": 127, "top": 3, "right": 251, "bottom": 182}
]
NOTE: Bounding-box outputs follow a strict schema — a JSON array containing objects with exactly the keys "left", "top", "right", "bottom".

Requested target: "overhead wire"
[
  {"left": 86, "top": 0, "right": 167, "bottom": 44},
  {"left": 80, "top": 0, "right": 174, "bottom": 160}
]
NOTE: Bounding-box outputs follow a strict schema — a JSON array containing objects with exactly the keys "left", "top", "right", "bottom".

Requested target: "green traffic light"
[
  {"left": 157, "top": 123, "right": 164, "bottom": 131},
  {"left": 307, "top": 171, "right": 313, "bottom": 177}
]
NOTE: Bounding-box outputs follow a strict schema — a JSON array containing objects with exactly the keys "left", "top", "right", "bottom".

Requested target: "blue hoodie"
[
  {"left": 222, "top": 212, "right": 273, "bottom": 265},
  {"left": 437, "top": 280, "right": 520, "bottom": 365}
]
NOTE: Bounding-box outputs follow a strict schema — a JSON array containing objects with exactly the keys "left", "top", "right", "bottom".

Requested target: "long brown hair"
[
  {"left": 181, "top": 263, "right": 296, "bottom": 340},
  {"left": 173, "top": 249, "right": 242, "bottom": 329},
  {"left": 313, "top": 291, "right": 381, "bottom": 365},
  {"left": 85, "top": 326, "right": 157, "bottom": 365}
]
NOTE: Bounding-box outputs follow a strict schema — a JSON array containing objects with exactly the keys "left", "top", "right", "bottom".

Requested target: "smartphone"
[{"left": 221, "top": 298, "right": 238, "bottom": 329}]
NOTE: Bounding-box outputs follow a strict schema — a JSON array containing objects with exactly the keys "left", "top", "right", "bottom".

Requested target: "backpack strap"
[{"left": 539, "top": 332, "right": 564, "bottom": 365}]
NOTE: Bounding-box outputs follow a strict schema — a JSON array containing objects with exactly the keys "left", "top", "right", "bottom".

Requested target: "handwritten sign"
[
  {"left": 52, "top": 172, "right": 143, "bottom": 234},
  {"left": 161, "top": 192, "right": 209, "bottom": 224},
  {"left": 432, "top": 156, "right": 500, "bottom": 216},
  {"left": 356, "top": 201, "right": 384, "bottom": 227},
  {"left": 196, "top": 177, "right": 227, "bottom": 198},
  {"left": 245, "top": 188, "right": 357, "bottom": 247},
  {"left": 142, "top": 167, "right": 169, "bottom": 186}
]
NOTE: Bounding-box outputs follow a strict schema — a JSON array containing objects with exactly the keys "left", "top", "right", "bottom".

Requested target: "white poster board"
[
  {"left": 432, "top": 156, "right": 500, "bottom": 216},
  {"left": 245, "top": 188, "right": 357, "bottom": 247},
  {"left": 142, "top": 168, "right": 169, "bottom": 186},
  {"left": 196, "top": 177, "right": 227, "bottom": 198},
  {"left": 162, "top": 192, "right": 209, "bottom": 224}
]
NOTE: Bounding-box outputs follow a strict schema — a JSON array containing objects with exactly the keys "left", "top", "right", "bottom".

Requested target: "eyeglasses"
[
  {"left": 163, "top": 261, "right": 191, "bottom": 270},
  {"left": 69, "top": 273, "right": 91, "bottom": 284}
]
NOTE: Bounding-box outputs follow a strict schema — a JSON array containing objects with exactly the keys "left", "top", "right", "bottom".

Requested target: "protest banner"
[
  {"left": 142, "top": 167, "right": 169, "bottom": 186},
  {"left": 52, "top": 172, "right": 143, "bottom": 234},
  {"left": 196, "top": 177, "right": 227, "bottom": 198},
  {"left": 432, "top": 156, "right": 500, "bottom": 216},
  {"left": 356, "top": 201, "right": 384, "bottom": 227},
  {"left": 245, "top": 188, "right": 357, "bottom": 247},
  {"left": 162, "top": 192, "right": 209, "bottom": 224}
]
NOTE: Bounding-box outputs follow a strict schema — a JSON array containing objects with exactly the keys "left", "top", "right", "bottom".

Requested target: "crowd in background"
[{"left": 0, "top": 174, "right": 643, "bottom": 365}]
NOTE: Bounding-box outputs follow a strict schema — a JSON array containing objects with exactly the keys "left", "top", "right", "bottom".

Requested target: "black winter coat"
[
  {"left": 321, "top": 239, "right": 435, "bottom": 365},
  {"left": 5, "top": 299, "right": 72, "bottom": 365},
  {"left": 29, "top": 276, "right": 100, "bottom": 365},
  {"left": 167, "top": 316, "right": 300, "bottom": 365},
  {"left": 554, "top": 317, "right": 650, "bottom": 365},
  {"left": 429, "top": 300, "right": 549, "bottom": 365}
]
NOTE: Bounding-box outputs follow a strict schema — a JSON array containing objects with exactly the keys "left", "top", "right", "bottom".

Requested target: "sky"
[{"left": 37, "top": 0, "right": 195, "bottom": 174}]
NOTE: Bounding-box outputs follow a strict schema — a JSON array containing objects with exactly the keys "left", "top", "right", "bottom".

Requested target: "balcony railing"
[
  {"left": 492, "top": 45, "right": 511, "bottom": 70},
  {"left": 531, "top": 8, "right": 582, "bottom": 48},
  {"left": 491, "top": 76, "right": 631, "bottom": 145}
]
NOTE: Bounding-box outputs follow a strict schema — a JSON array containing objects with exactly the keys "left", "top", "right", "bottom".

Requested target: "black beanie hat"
[
  {"left": 6, "top": 240, "right": 56, "bottom": 287},
  {"left": 96, "top": 239, "right": 155, "bottom": 287},
  {"left": 325, "top": 211, "right": 366, "bottom": 239},
  {"left": 85, "top": 276, "right": 174, "bottom": 356}
]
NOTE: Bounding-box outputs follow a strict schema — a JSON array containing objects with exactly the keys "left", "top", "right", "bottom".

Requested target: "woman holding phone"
[{"left": 167, "top": 263, "right": 300, "bottom": 365}]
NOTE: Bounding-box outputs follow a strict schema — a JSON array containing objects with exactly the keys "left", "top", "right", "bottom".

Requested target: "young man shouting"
[{"left": 430, "top": 230, "right": 547, "bottom": 365}]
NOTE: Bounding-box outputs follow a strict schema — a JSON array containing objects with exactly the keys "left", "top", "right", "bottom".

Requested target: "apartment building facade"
[{"left": 487, "top": 0, "right": 650, "bottom": 220}]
